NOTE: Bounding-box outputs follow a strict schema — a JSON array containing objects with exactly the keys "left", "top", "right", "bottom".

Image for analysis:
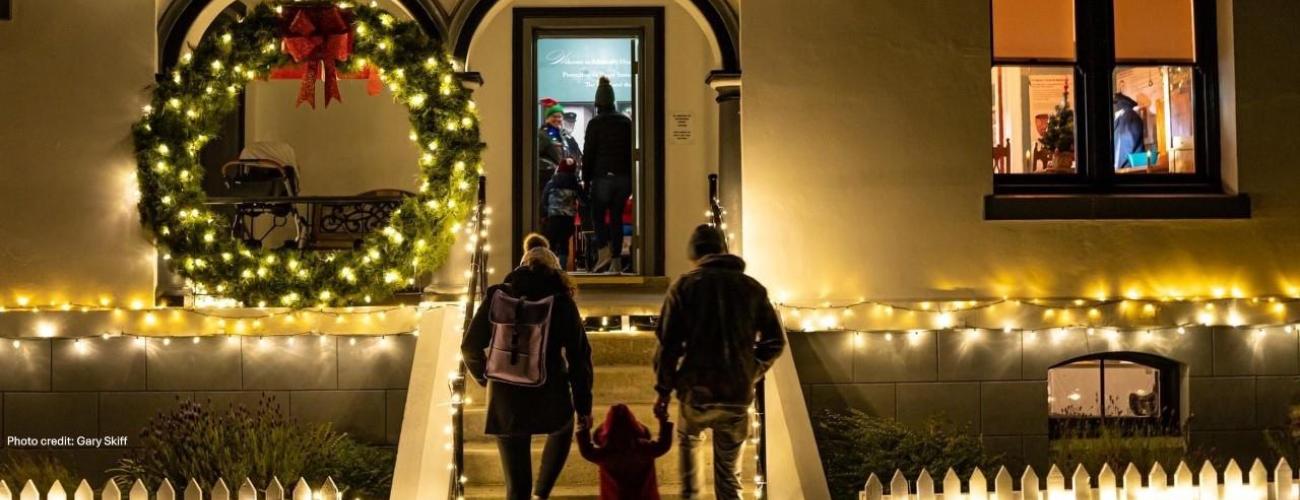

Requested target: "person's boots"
[
  {"left": 608, "top": 256, "right": 623, "bottom": 275},
  {"left": 592, "top": 247, "right": 612, "bottom": 273}
]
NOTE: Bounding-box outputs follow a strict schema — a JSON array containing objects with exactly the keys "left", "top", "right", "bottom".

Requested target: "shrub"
[
  {"left": 1265, "top": 404, "right": 1300, "bottom": 464},
  {"left": 110, "top": 396, "right": 393, "bottom": 499},
  {"left": 1049, "top": 422, "right": 1187, "bottom": 475},
  {"left": 0, "top": 451, "right": 77, "bottom": 492},
  {"left": 812, "top": 409, "right": 998, "bottom": 500}
]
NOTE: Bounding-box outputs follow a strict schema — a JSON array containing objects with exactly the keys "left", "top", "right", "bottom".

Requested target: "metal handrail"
[
  {"left": 450, "top": 175, "right": 488, "bottom": 500},
  {"left": 707, "top": 173, "right": 767, "bottom": 498}
]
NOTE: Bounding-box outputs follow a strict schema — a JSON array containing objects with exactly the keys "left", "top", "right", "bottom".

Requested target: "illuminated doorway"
[{"left": 514, "top": 8, "right": 663, "bottom": 277}]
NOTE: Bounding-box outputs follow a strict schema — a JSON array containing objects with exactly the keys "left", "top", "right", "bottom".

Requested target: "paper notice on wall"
[
  {"left": 1028, "top": 75, "right": 1072, "bottom": 146},
  {"left": 670, "top": 111, "right": 694, "bottom": 145}
]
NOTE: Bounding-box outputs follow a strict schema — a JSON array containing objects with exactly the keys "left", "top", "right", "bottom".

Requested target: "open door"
[{"left": 514, "top": 8, "right": 664, "bottom": 277}]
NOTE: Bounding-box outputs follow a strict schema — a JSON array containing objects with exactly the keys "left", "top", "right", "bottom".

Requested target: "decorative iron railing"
[
  {"left": 449, "top": 175, "right": 489, "bottom": 500},
  {"left": 203, "top": 194, "right": 408, "bottom": 250},
  {"left": 708, "top": 173, "right": 768, "bottom": 499}
]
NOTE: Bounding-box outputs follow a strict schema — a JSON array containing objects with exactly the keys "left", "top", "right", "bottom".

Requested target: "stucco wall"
[
  {"left": 740, "top": 0, "right": 1300, "bottom": 303},
  {"left": 0, "top": 0, "right": 158, "bottom": 306},
  {"left": 244, "top": 81, "right": 421, "bottom": 197}
]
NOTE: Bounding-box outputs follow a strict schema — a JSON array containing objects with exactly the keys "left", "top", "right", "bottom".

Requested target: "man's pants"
[
  {"left": 543, "top": 215, "right": 575, "bottom": 267},
  {"left": 678, "top": 403, "right": 749, "bottom": 500},
  {"left": 496, "top": 420, "right": 574, "bottom": 500},
  {"left": 589, "top": 175, "right": 632, "bottom": 260}
]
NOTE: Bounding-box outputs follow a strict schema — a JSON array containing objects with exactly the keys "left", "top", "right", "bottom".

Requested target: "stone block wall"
[
  {"left": 792, "top": 326, "right": 1300, "bottom": 470},
  {"left": 0, "top": 335, "right": 416, "bottom": 482}
]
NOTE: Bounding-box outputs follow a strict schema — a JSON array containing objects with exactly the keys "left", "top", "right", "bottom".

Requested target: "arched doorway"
[
  {"left": 157, "top": 0, "right": 449, "bottom": 70},
  {"left": 451, "top": 0, "right": 741, "bottom": 280},
  {"left": 448, "top": 0, "right": 739, "bottom": 72}
]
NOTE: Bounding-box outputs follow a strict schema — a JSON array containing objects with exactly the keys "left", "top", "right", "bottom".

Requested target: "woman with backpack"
[{"left": 461, "top": 243, "right": 594, "bottom": 500}]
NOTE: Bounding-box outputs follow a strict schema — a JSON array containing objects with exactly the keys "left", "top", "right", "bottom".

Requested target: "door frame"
[{"left": 511, "top": 7, "right": 666, "bottom": 275}]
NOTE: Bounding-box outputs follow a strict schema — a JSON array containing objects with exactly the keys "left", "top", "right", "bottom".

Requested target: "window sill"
[{"left": 984, "top": 193, "right": 1251, "bottom": 220}]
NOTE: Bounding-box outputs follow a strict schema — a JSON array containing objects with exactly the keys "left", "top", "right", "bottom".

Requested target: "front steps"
[{"left": 461, "top": 330, "right": 757, "bottom": 499}]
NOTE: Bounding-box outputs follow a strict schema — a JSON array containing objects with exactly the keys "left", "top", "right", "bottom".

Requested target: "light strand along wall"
[{"left": 0, "top": 332, "right": 416, "bottom": 483}]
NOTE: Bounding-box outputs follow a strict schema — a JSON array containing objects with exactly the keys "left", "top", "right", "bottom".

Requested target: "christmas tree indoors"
[{"left": 1039, "top": 88, "right": 1074, "bottom": 153}]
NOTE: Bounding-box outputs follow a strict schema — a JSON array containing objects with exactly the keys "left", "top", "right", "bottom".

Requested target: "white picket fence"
[
  {"left": 0, "top": 476, "right": 342, "bottom": 500},
  {"left": 861, "top": 459, "right": 1300, "bottom": 499}
]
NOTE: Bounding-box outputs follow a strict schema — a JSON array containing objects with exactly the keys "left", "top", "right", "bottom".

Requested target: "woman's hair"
[
  {"left": 521, "top": 246, "right": 577, "bottom": 296},
  {"left": 523, "top": 233, "right": 550, "bottom": 253}
]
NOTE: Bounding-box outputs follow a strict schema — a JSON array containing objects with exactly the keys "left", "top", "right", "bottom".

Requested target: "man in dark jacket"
[
  {"left": 652, "top": 224, "right": 787, "bottom": 500},
  {"left": 582, "top": 76, "right": 634, "bottom": 274},
  {"left": 1113, "top": 93, "right": 1146, "bottom": 169}
]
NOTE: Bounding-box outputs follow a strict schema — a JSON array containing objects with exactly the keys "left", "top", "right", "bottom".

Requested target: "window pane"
[
  {"left": 1048, "top": 361, "right": 1101, "bottom": 417},
  {"left": 992, "top": 67, "right": 1076, "bottom": 174},
  {"left": 992, "top": 0, "right": 1075, "bottom": 61},
  {"left": 1113, "top": 66, "right": 1196, "bottom": 174},
  {"left": 1114, "top": 0, "right": 1196, "bottom": 62},
  {"left": 1102, "top": 360, "right": 1160, "bottom": 418}
]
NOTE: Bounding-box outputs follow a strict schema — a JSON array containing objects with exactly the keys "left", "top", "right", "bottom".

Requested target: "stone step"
[
  {"left": 585, "top": 331, "right": 658, "bottom": 366},
  {"left": 462, "top": 484, "right": 736, "bottom": 499},
  {"left": 462, "top": 331, "right": 659, "bottom": 368},
  {"left": 464, "top": 403, "right": 661, "bottom": 444},
  {"left": 462, "top": 438, "right": 757, "bottom": 492},
  {"left": 572, "top": 281, "right": 669, "bottom": 317},
  {"left": 464, "top": 365, "right": 662, "bottom": 405}
]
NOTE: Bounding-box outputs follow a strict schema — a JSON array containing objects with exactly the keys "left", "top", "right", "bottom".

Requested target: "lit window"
[
  {"left": 1047, "top": 353, "right": 1180, "bottom": 438},
  {"left": 992, "top": 67, "right": 1076, "bottom": 174},
  {"left": 992, "top": 0, "right": 1219, "bottom": 192}
]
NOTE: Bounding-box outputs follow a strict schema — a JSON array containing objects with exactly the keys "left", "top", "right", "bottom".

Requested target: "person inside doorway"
[
  {"left": 538, "top": 98, "right": 582, "bottom": 201},
  {"left": 582, "top": 76, "right": 633, "bottom": 274},
  {"left": 541, "top": 145, "right": 583, "bottom": 268}
]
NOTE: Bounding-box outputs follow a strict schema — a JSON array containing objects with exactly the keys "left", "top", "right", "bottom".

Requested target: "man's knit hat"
[
  {"left": 687, "top": 224, "right": 728, "bottom": 261},
  {"left": 594, "top": 76, "right": 615, "bottom": 110}
]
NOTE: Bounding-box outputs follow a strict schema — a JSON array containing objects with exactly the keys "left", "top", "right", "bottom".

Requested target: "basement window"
[{"left": 1047, "top": 352, "right": 1181, "bottom": 438}]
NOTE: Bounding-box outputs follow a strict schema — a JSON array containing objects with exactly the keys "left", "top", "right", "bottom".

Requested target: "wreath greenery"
[{"left": 133, "top": 2, "right": 482, "bottom": 307}]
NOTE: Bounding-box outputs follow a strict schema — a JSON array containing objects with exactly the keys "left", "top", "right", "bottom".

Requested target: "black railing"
[
  {"left": 707, "top": 173, "right": 767, "bottom": 498},
  {"left": 204, "top": 194, "right": 409, "bottom": 250},
  {"left": 450, "top": 176, "right": 488, "bottom": 499}
]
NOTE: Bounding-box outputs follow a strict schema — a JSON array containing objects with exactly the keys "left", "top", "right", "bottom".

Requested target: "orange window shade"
[
  {"left": 1114, "top": 0, "right": 1196, "bottom": 62},
  {"left": 993, "top": 0, "right": 1076, "bottom": 61}
]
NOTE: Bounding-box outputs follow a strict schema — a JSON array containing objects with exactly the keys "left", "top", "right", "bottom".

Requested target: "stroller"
[{"left": 219, "top": 141, "right": 306, "bottom": 249}]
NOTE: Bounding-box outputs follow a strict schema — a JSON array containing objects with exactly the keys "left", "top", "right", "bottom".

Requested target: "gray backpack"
[{"left": 485, "top": 288, "right": 555, "bottom": 387}]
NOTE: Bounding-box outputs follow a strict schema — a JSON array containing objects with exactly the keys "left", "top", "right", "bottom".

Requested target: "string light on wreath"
[{"left": 133, "top": 1, "right": 483, "bottom": 308}]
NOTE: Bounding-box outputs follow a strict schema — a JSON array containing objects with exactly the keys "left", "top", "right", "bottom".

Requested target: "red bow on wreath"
[{"left": 281, "top": 5, "right": 353, "bottom": 108}]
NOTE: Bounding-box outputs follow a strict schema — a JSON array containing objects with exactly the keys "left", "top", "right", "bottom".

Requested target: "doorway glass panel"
[{"left": 533, "top": 36, "right": 640, "bottom": 274}]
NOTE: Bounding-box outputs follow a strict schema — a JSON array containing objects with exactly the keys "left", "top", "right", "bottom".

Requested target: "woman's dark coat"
[{"left": 461, "top": 265, "right": 594, "bottom": 435}]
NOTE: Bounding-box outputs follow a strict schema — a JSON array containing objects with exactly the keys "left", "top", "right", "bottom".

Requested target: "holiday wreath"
[{"left": 133, "top": 1, "right": 482, "bottom": 307}]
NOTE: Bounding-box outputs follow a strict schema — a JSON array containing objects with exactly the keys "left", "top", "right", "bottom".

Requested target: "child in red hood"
[{"left": 576, "top": 403, "right": 673, "bottom": 499}]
